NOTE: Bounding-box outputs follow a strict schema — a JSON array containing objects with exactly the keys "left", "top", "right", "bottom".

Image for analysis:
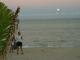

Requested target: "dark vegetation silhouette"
[{"left": 0, "top": 2, "right": 20, "bottom": 60}]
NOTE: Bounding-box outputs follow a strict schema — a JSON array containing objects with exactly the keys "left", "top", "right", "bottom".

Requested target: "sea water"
[{"left": 19, "top": 19, "right": 80, "bottom": 48}]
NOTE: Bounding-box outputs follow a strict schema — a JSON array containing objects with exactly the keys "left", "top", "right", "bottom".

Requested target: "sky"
[{"left": 1, "top": 0, "right": 80, "bottom": 19}]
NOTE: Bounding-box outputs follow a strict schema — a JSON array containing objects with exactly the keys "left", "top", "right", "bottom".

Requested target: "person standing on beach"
[
  {"left": 9, "top": 35, "right": 16, "bottom": 53},
  {"left": 16, "top": 32, "right": 23, "bottom": 55},
  {"left": 9, "top": 32, "right": 16, "bottom": 53}
]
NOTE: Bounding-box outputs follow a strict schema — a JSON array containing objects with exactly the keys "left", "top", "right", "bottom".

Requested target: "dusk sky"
[{"left": 1, "top": 0, "right": 80, "bottom": 19}]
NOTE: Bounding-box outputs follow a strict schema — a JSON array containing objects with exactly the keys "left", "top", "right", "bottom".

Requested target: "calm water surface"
[{"left": 19, "top": 19, "right": 80, "bottom": 48}]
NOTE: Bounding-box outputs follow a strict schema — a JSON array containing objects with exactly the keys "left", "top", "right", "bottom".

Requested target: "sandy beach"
[
  {"left": 7, "top": 48, "right": 80, "bottom": 60},
  {"left": 0, "top": 56, "right": 3, "bottom": 60},
  {"left": 6, "top": 20, "right": 80, "bottom": 60}
]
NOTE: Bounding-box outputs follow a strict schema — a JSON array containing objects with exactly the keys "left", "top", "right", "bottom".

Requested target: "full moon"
[{"left": 57, "top": 8, "right": 60, "bottom": 12}]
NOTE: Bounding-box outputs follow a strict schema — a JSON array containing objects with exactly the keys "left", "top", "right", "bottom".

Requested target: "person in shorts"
[
  {"left": 16, "top": 32, "right": 23, "bottom": 55},
  {"left": 9, "top": 33, "right": 16, "bottom": 53},
  {"left": 9, "top": 37, "right": 15, "bottom": 53}
]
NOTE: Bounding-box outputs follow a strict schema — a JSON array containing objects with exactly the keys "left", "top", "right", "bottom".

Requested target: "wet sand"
[{"left": 7, "top": 48, "right": 80, "bottom": 60}]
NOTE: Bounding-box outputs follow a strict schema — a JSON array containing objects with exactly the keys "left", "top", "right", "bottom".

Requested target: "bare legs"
[
  {"left": 9, "top": 46, "right": 14, "bottom": 53},
  {"left": 20, "top": 46, "right": 23, "bottom": 54},
  {"left": 17, "top": 47, "right": 19, "bottom": 54},
  {"left": 17, "top": 46, "right": 23, "bottom": 55}
]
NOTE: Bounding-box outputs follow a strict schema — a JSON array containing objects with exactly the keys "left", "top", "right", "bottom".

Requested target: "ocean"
[{"left": 19, "top": 19, "right": 80, "bottom": 48}]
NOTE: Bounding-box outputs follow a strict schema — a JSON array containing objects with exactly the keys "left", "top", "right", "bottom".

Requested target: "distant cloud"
[
  {"left": 2, "top": 0, "right": 80, "bottom": 8},
  {"left": 2, "top": 0, "right": 80, "bottom": 19}
]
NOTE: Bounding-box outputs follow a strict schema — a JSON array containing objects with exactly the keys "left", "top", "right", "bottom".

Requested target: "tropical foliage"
[{"left": 0, "top": 2, "right": 14, "bottom": 55}]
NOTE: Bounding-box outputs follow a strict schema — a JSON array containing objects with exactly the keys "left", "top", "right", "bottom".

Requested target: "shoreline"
[{"left": 7, "top": 48, "right": 80, "bottom": 60}]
